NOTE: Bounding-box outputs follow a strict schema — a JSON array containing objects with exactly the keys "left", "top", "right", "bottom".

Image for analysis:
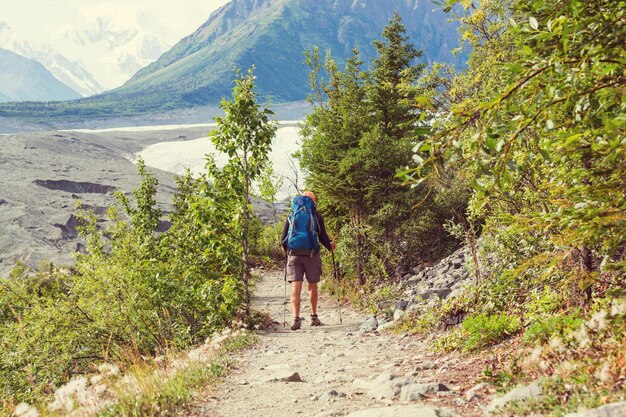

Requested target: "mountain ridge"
[
  {"left": 117, "top": 0, "right": 465, "bottom": 104},
  {"left": 0, "top": 0, "right": 465, "bottom": 122},
  {"left": 0, "top": 48, "right": 81, "bottom": 102}
]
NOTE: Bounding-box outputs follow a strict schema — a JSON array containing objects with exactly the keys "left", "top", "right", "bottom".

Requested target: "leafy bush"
[
  {"left": 522, "top": 312, "right": 583, "bottom": 345},
  {"left": 504, "top": 300, "right": 626, "bottom": 416},
  {"left": 0, "top": 162, "right": 244, "bottom": 405},
  {"left": 251, "top": 222, "right": 285, "bottom": 264},
  {"left": 460, "top": 313, "right": 521, "bottom": 351}
]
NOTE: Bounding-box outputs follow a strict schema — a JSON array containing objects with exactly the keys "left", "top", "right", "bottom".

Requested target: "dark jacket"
[{"left": 281, "top": 212, "right": 332, "bottom": 253}]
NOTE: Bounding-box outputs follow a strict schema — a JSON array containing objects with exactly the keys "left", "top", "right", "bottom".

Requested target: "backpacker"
[{"left": 285, "top": 195, "right": 320, "bottom": 254}]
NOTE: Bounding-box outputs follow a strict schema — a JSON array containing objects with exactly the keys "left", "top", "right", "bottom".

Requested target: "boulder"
[
  {"left": 433, "top": 277, "right": 456, "bottom": 288},
  {"left": 417, "top": 288, "right": 452, "bottom": 301}
]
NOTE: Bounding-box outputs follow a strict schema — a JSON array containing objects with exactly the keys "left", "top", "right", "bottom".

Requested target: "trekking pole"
[
  {"left": 331, "top": 250, "right": 342, "bottom": 325},
  {"left": 283, "top": 251, "right": 288, "bottom": 327}
]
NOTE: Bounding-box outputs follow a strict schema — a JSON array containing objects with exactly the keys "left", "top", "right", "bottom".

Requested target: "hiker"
[{"left": 281, "top": 191, "right": 336, "bottom": 330}]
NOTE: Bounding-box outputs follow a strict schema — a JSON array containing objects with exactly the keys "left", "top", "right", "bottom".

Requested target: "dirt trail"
[{"left": 184, "top": 271, "right": 491, "bottom": 417}]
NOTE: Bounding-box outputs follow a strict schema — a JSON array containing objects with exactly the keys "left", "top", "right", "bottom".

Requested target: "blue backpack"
[{"left": 285, "top": 195, "right": 320, "bottom": 254}]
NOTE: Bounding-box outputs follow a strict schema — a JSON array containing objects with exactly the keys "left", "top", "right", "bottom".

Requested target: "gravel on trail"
[{"left": 183, "top": 270, "right": 492, "bottom": 417}]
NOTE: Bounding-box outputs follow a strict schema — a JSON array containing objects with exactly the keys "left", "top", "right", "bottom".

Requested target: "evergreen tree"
[
  {"left": 370, "top": 11, "right": 425, "bottom": 141},
  {"left": 300, "top": 13, "right": 438, "bottom": 285}
]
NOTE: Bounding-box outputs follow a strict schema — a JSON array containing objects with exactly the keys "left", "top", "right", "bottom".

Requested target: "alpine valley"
[{"left": 0, "top": 0, "right": 464, "bottom": 128}]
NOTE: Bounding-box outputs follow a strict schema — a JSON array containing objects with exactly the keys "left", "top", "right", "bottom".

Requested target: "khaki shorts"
[{"left": 287, "top": 253, "right": 322, "bottom": 284}]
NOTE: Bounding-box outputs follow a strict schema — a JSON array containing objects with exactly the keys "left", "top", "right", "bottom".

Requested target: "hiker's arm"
[
  {"left": 317, "top": 214, "right": 333, "bottom": 251},
  {"left": 280, "top": 219, "right": 289, "bottom": 251}
]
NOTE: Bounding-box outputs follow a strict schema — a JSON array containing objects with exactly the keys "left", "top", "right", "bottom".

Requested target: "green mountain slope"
[
  {"left": 117, "top": 0, "right": 464, "bottom": 105},
  {"left": 0, "top": 0, "right": 464, "bottom": 121}
]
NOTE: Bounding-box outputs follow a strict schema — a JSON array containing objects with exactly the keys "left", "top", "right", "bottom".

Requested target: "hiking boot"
[
  {"left": 290, "top": 317, "right": 302, "bottom": 330},
  {"left": 311, "top": 314, "right": 321, "bottom": 326}
]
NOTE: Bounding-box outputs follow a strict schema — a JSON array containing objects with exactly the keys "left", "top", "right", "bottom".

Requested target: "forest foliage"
[
  {"left": 300, "top": 0, "right": 624, "bottom": 413},
  {"left": 299, "top": 12, "right": 470, "bottom": 292}
]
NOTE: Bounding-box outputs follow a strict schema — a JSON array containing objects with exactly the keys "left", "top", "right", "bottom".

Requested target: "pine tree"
[
  {"left": 300, "top": 13, "right": 429, "bottom": 284},
  {"left": 370, "top": 11, "right": 424, "bottom": 141}
]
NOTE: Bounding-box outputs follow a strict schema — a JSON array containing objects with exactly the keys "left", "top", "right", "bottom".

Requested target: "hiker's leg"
[
  {"left": 303, "top": 253, "right": 322, "bottom": 319},
  {"left": 308, "top": 282, "right": 318, "bottom": 315},
  {"left": 291, "top": 281, "right": 303, "bottom": 318},
  {"left": 287, "top": 255, "right": 305, "bottom": 318}
]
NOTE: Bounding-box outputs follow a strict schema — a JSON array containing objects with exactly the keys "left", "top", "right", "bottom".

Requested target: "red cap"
[{"left": 303, "top": 191, "right": 317, "bottom": 204}]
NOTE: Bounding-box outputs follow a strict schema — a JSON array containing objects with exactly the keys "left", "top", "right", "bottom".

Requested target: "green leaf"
[
  {"left": 414, "top": 126, "right": 432, "bottom": 136},
  {"left": 415, "top": 96, "right": 434, "bottom": 109},
  {"left": 564, "top": 133, "right": 583, "bottom": 145},
  {"left": 529, "top": 17, "right": 539, "bottom": 30}
]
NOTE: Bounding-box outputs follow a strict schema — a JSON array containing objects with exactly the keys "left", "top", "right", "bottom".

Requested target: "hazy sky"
[{"left": 0, "top": 0, "right": 232, "bottom": 43}]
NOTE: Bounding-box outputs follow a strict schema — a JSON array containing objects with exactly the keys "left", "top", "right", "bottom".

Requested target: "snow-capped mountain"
[
  {"left": 0, "top": 15, "right": 168, "bottom": 97},
  {"left": 0, "top": 1, "right": 228, "bottom": 97},
  {"left": 0, "top": 47, "right": 81, "bottom": 102},
  {"left": 0, "top": 25, "right": 103, "bottom": 97}
]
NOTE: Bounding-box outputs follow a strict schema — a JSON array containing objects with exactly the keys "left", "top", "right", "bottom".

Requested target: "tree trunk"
[
  {"left": 580, "top": 148, "right": 593, "bottom": 304},
  {"left": 581, "top": 246, "right": 593, "bottom": 304},
  {"left": 355, "top": 210, "right": 365, "bottom": 286},
  {"left": 242, "top": 149, "right": 251, "bottom": 323}
]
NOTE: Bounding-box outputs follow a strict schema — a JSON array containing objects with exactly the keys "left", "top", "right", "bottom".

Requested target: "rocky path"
[{"left": 184, "top": 271, "right": 493, "bottom": 417}]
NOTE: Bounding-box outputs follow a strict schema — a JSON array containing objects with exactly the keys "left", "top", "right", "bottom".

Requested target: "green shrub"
[
  {"left": 251, "top": 222, "right": 285, "bottom": 264},
  {"left": 522, "top": 312, "right": 583, "bottom": 345},
  {"left": 461, "top": 313, "right": 522, "bottom": 351},
  {"left": 0, "top": 163, "right": 245, "bottom": 405}
]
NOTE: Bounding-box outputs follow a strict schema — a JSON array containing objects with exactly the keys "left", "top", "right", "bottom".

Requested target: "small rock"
[
  {"left": 563, "top": 401, "right": 626, "bottom": 417},
  {"left": 411, "top": 265, "right": 425, "bottom": 275},
  {"left": 259, "top": 366, "right": 304, "bottom": 383},
  {"left": 393, "top": 309, "right": 405, "bottom": 321},
  {"left": 354, "top": 372, "right": 409, "bottom": 400},
  {"left": 360, "top": 316, "right": 378, "bottom": 332},
  {"left": 345, "top": 404, "right": 457, "bottom": 417},
  {"left": 403, "top": 288, "right": 416, "bottom": 297},
  {"left": 378, "top": 316, "right": 391, "bottom": 326},
  {"left": 282, "top": 372, "right": 303, "bottom": 382},
  {"left": 415, "top": 360, "right": 438, "bottom": 371},
  {"left": 400, "top": 383, "right": 449, "bottom": 401},
  {"left": 465, "top": 391, "right": 479, "bottom": 402},
  {"left": 432, "top": 288, "right": 452, "bottom": 299},
  {"left": 319, "top": 389, "right": 346, "bottom": 402},
  {"left": 486, "top": 382, "right": 542, "bottom": 413},
  {"left": 395, "top": 299, "right": 409, "bottom": 311},
  {"left": 465, "top": 382, "right": 489, "bottom": 401},
  {"left": 313, "top": 412, "right": 343, "bottom": 417},
  {"left": 378, "top": 321, "right": 396, "bottom": 332}
]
